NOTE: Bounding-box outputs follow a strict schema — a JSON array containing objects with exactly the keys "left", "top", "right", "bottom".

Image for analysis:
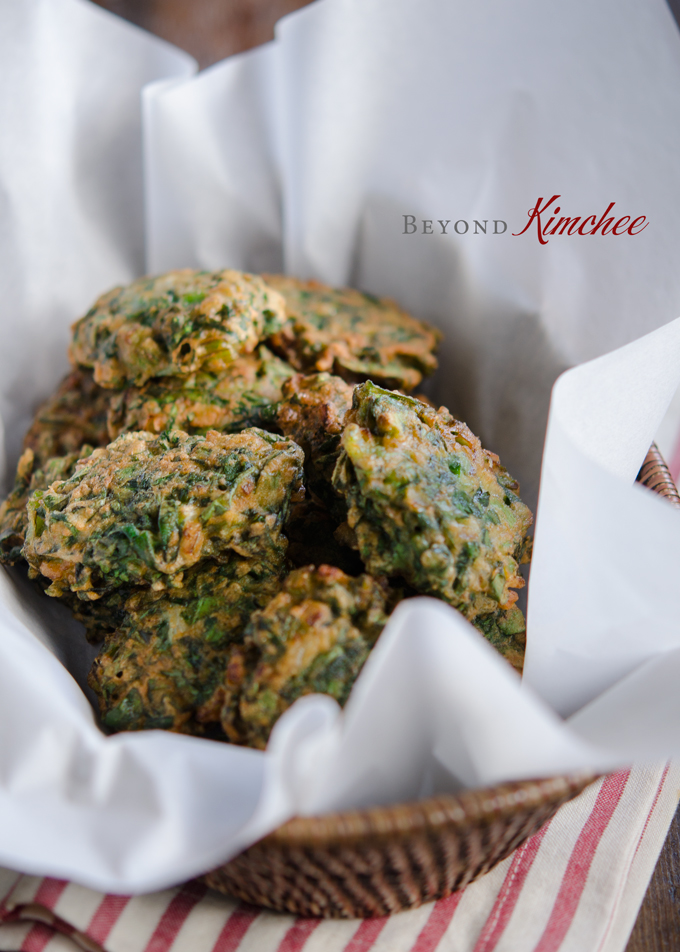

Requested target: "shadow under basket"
[{"left": 204, "top": 444, "right": 680, "bottom": 919}]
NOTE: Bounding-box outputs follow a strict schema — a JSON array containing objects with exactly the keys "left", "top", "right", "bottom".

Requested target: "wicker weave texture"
[{"left": 205, "top": 774, "right": 594, "bottom": 917}]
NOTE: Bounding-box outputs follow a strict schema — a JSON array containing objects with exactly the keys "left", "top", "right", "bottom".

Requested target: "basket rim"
[{"left": 255, "top": 771, "right": 598, "bottom": 849}]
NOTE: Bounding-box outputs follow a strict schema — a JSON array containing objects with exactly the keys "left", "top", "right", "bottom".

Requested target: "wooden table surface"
[{"left": 90, "top": 0, "right": 680, "bottom": 945}]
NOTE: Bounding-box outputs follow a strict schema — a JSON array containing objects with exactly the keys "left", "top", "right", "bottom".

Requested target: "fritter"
[
  {"left": 70, "top": 269, "right": 286, "bottom": 389},
  {"left": 473, "top": 606, "right": 526, "bottom": 674},
  {"left": 214, "top": 565, "right": 389, "bottom": 749},
  {"left": 276, "top": 372, "right": 354, "bottom": 514},
  {"left": 332, "top": 382, "right": 533, "bottom": 620},
  {"left": 107, "top": 346, "right": 295, "bottom": 439},
  {"left": 0, "top": 446, "right": 94, "bottom": 564},
  {"left": 265, "top": 274, "right": 441, "bottom": 391},
  {"left": 23, "top": 428, "right": 304, "bottom": 600},
  {"left": 22, "top": 369, "right": 111, "bottom": 467},
  {"left": 89, "top": 556, "right": 285, "bottom": 735}
]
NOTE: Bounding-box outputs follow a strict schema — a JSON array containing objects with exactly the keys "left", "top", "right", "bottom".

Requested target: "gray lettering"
[
  {"left": 454, "top": 220, "right": 469, "bottom": 235},
  {"left": 403, "top": 215, "right": 417, "bottom": 235},
  {"left": 438, "top": 220, "right": 451, "bottom": 234},
  {"left": 474, "top": 220, "right": 488, "bottom": 234},
  {"left": 422, "top": 220, "right": 433, "bottom": 234},
  {"left": 493, "top": 220, "right": 508, "bottom": 234}
]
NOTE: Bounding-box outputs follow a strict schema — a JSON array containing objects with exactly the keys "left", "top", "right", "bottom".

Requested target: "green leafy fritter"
[
  {"left": 107, "top": 346, "right": 295, "bottom": 439},
  {"left": 332, "top": 382, "right": 533, "bottom": 620},
  {"left": 70, "top": 269, "right": 286, "bottom": 388},
  {"left": 89, "top": 557, "right": 285, "bottom": 736},
  {"left": 23, "top": 369, "right": 112, "bottom": 467},
  {"left": 0, "top": 446, "right": 94, "bottom": 564},
  {"left": 23, "top": 428, "right": 304, "bottom": 600},
  {"left": 265, "top": 274, "right": 441, "bottom": 392},
  {"left": 217, "top": 565, "right": 389, "bottom": 749},
  {"left": 472, "top": 605, "right": 527, "bottom": 674}
]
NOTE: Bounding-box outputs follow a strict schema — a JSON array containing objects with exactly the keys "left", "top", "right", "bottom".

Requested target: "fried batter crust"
[
  {"left": 89, "top": 557, "right": 285, "bottom": 735},
  {"left": 70, "top": 269, "right": 286, "bottom": 388},
  {"left": 22, "top": 369, "right": 111, "bottom": 467},
  {"left": 265, "top": 275, "right": 440, "bottom": 392},
  {"left": 0, "top": 446, "right": 94, "bottom": 564},
  {"left": 107, "top": 346, "right": 295, "bottom": 439},
  {"left": 23, "top": 428, "right": 304, "bottom": 599},
  {"left": 216, "top": 565, "right": 389, "bottom": 748},
  {"left": 332, "top": 382, "right": 533, "bottom": 619}
]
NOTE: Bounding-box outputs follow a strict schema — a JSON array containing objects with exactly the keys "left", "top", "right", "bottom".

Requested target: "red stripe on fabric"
[
  {"left": 411, "top": 891, "right": 465, "bottom": 952},
  {"left": 212, "top": 903, "right": 260, "bottom": 952},
  {"left": 669, "top": 430, "right": 680, "bottom": 482},
  {"left": 532, "top": 770, "right": 631, "bottom": 952},
  {"left": 343, "top": 917, "right": 388, "bottom": 952},
  {"left": 276, "top": 918, "right": 321, "bottom": 952},
  {"left": 472, "top": 821, "right": 553, "bottom": 952},
  {"left": 631, "top": 763, "right": 670, "bottom": 862},
  {"left": 20, "top": 921, "right": 56, "bottom": 952},
  {"left": 87, "top": 893, "right": 132, "bottom": 945},
  {"left": 594, "top": 764, "right": 671, "bottom": 952},
  {"left": 33, "top": 879, "right": 69, "bottom": 911},
  {"left": 143, "top": 881, "right": 208, "bottom": 952}
]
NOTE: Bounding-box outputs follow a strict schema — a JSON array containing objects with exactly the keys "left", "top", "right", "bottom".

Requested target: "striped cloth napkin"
[{"left": 0, "top": 763, "right": 676, "bottom": 952}]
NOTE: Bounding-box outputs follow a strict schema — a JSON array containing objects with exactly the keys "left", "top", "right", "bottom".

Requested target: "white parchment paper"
[{"left": 1, "top": 0, "right": 680, "bottom": 893}]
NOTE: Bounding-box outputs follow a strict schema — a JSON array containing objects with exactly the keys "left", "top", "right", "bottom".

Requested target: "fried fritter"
[
  {"left": 473, "top": 605, "right": 526, "bottom": 674},
  {"left": 89, "top": 557, "right": 285, "bottom": 735},
  {"left": 22, "top": 369, "right": 111, "bottom": 467},
  {"left": 70, "top": 269, "right": 286, "bottom": 389},
  {"left": 276, "top": 372, "right": 354, "bottom": 513},
  {"left": 107, "top": 346, "right": 295, "bottom": 439},
  {"left": 23, "top": 428, "right": 304, "bottom": 600},
  {"left": 332, "top": 382, "right": 533, "bottom": 620},
  {"left": 265, "top": 275, "right": 440, "bottom": 392},
  {"left": 216, "top": 565, "right": 389, "bottom": 749},
  {"left": 0, "top": 446, "right": 94, "bottom": 564}
]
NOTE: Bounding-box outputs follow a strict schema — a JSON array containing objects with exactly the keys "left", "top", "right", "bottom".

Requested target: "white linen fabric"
[{"left": 0, "top": 0, "right": 680, "bottom": 894}]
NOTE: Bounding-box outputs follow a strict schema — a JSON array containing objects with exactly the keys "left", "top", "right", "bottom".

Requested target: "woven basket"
[{"left": 204, "top": 444, "right": 680, "bottom": 918}]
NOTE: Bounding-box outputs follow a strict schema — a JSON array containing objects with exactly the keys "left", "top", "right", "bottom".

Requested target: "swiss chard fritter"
[
  {"left": 107, "top": 346, "right": 295, "bottom": 439},
  {"left": 89, "top": 557, "right": 285, "bottom": 736},
  {"left": 23, "top": 369, "right": 112, "bottom": 467},
  {"left": 276, "top": 372, "right": 354, "bottom": 513},
  {"left": 265, "top": 274, "right": 441, "bottom": 392},
  {"left": 0, "top": 446, "right": 94, "bottom": 564},
  {"left": 332, "top": 382, "right": 532, "bottom": 620},
  {"left": 214, "top": 565, "right": 389, "bottom": 749},
  {"left": 70, "top": 269, "right": 286, "bottom": 388},
  {"left": 23, "top": 428, "right": 304, "bottom": 600},
  {"left": 473, "top": 605, "right": 527, "bottom": 674}
]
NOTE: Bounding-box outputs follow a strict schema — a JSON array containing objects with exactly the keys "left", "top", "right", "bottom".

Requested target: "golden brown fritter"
[
  {"left": 23, "top": 369, "right": 111, "bottom": 467},
  {"left": 89, "top": 557, "right": 285, "bottom": 736},
  {"left": 332, "top": 382, "right": 533, "bottom": 620},
  {"left": 215, "top": 565, "right": 389, "bottom": 749},
  {"left": 265, "top": 274, "right": 440, "bottom": 391},
  {"left": 276, "top": 372, "right": 354, "bottom": 513},
  {"left": 472, "top": 606, "right": 526, "bottom": 674},
  {"left": 0, "top": 446, "right": 94, "bottom": 564},
  {"left": 70, "top": 269, "right": 286, "bottom": 389},
  {"left": 23, "top": 428, "right": 304, "bottom": 601},
  {"left": 107, "top": 346, "right": 295, "bottom": 439}
]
